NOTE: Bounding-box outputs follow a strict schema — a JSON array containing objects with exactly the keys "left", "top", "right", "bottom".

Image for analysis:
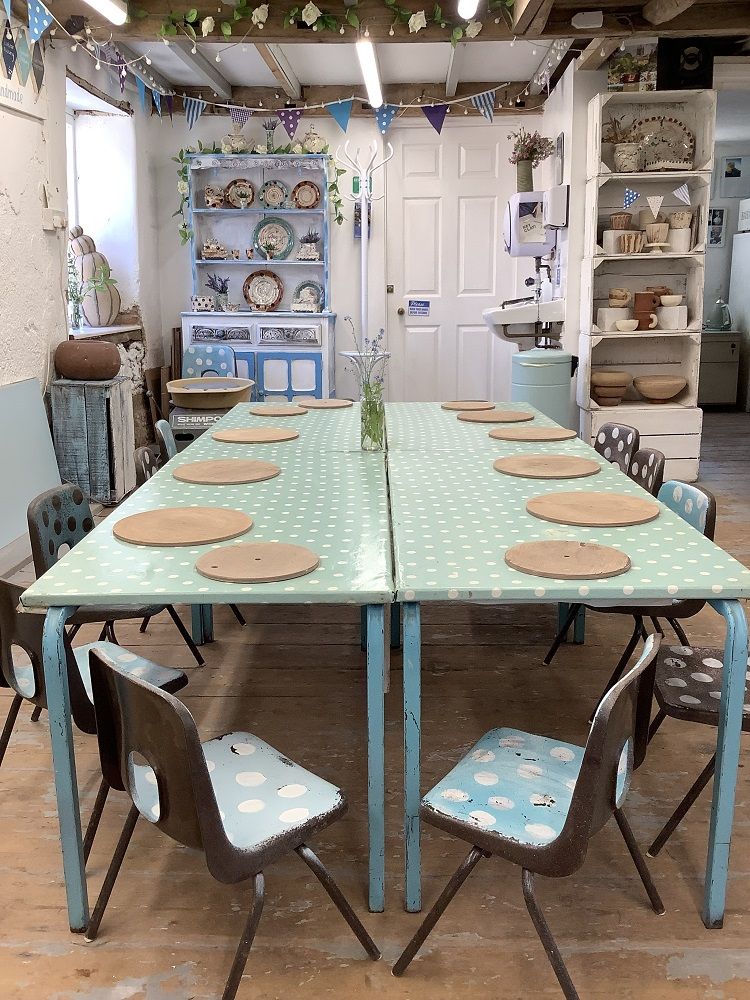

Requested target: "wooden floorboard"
[{"left": 2, "top": 412, "right": 750, "bottom": 999}]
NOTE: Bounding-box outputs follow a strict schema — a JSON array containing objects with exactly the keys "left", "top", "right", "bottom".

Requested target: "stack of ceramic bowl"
[{"left": 591, "top": 369, "right": 632, "bottom": 407}]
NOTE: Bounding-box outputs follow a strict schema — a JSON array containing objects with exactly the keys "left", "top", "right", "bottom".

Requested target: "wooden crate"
[{"left": 51, "top": 377, "right": 135, "bottom": 505}]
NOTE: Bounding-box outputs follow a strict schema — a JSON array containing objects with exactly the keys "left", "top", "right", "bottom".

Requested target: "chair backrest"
[
  {"left": 627, "top": 447, "right": 665, "bottom": 498},
  {"left": 89, "top": 647, "right": 232, "bottom": 875},
  {"left": 594, "top": 422, "right": 640, "bottom": 474},
  {"left": 134, "top": 444, "right": 161, "bottom": 488},
  {"left": 182, "top": 344, "right": 236, "bottom": 379},
  {"left": 553, "top": 633, "right": 661, "bottom": 874},
  {"left": 658, "top": 480, "right": 716, "bottom": 540},
  {"left": 155, "top": 419, "right": 177, "bottom": 461},
  {"left": 27, "top": 483, "right": 95, "bottom": 576}
]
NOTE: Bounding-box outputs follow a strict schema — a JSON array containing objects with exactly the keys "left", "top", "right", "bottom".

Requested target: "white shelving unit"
[{"left": 578, "top": 88, "right": 717, "bottom": 481}]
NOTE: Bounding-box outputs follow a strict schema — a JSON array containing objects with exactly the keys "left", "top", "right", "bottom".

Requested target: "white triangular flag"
[
  {"left": 673, "top": 183, "right": 691, "bottom": 206},
  {"left": 646, "top": 195, "right": 664, "bottom": 221}
]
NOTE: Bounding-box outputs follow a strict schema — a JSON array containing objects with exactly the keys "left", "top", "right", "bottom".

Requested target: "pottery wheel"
[
  {"left": 441, "top": 400, "right": 494, "bottom": 411},
  {"left": 172, "top": 459, "right": 281, "bottom": 486},
  {"left": 493, "top": 454, "right": 601, "bottom": 480},
  {"left": 213, "top": 427, "right": 299, "bottom": 444},
  {"left": 298, "top": 398, "right": 353, "bottom": 409},
  {"left": 196, "top": 542, "right": 320, "bottom": 583},
  {"left": 113, "top": 507, "right": 253, "bottom": 547},
  {"left": 247, "top": 404, "right": 307, "bottom": 417},
  {"left": 527, "top": 491, "right": 660, "bottom": 527},
  {"left": 505, "top": 540, "right": 631, "bottom": 580},
  {"left": 457, "top": 409, "right": 534, "bottom": 424},
  {"left": 489, "top": 426, "right": 577, "bottom": 442}
]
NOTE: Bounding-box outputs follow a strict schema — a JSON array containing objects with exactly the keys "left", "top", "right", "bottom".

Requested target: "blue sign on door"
[{"left": 408, "top": 299, "right": 430, "bottom": 317}]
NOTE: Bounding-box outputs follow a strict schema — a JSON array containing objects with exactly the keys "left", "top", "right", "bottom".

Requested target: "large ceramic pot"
[
  {"left": 516, "top": 159, "right": 534, "bottom": 192},
  {"left": 55, "top": 340, "right": 121, "bottom": 380},
  {"left": 613, "top": 142, "right": 641, "bottom": 172}
]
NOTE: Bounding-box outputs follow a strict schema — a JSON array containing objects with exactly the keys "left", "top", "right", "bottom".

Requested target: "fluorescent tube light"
[
  {"left": 81, "top": 0, "right": 128, "bottom": 26},
  {"left": 457, "top": 0, "right": 479, "bottom": 18},
  {"left": 356, "top": 38, "right": 383, "bottom": 110}
]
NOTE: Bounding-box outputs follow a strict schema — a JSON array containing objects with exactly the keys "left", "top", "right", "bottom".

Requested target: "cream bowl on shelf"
[
  {"left": 660, "top": 294, "right": 683, "bottom": 307},
  {"left": 615, "top": 319, "right": 639, "bottom": 332},
  {"left": 633, "top": 375, "right": 687, "bottom": 403}
]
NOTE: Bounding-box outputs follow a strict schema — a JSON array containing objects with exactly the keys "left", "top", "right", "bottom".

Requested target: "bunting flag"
[
  {"left": 646, "top": 194, "right": 664, "bottom": 220},
  {"left": 184, "top": 95, "right": 205, "bottom": 130},
  {"left": 166, "top": 93, "right": 174, "bottom": 121},
  {"left": 14, "top": 25, "right": 30, "bottom": 85},
  {"left": 2, "top": 19, "right": 16, "bottom": 79},
  {"left": 2, "top": 0, "right": 10, "bottom": 20},
  {"left": 471, "top": 89, "right": 495, "bottom": 122},
  {"left": 136, "top": 75, "right": 148, "bottom": 113},
  {"left": 673, "top": 182, "right": 691, "bottom": 206},
  {"left": 152, "top": 89, "right": 161, "bottom": 117},
  {"left": 422, "top": 103, "right": 448, "bottom": 134},
  {"left": 229, "top": 105, "right": 252, "bottom": 128},
  {"left": 27, "top": 0, "right": 53, "bottom": 43},
  {"left": 623, "top": 188, "right": 639, "bottom": 209},
  {"left": 29, "top": 33, "right": 43, "bottom": 93},
  {"left": 326, "top": 98, "right": 353, "bottom": 134},
  {"left": 278, "top": 106, "right": 303, "bottom": 139},
  {"left": 374, "top": 104, "right": 398, "bottom": 134},
  {"left": 114, "top": 50, "right": 127, "bottom": 94}
]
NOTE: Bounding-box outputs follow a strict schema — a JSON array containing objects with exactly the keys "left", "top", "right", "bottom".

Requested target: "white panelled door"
[{"left": 386, "top": 122, "right": 531, "bottom": 402}]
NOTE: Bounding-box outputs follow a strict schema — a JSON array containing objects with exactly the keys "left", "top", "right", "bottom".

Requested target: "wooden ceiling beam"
[
  {"left": 642, "top": 0, "right": 696, "bottom": 24},
  {"left": 513, "top": 0, "right": 550, "bottom": 34},
  {"left": 169, "top": 40, "right": 232, "bottom": 99},
  {"left": 548, "top": 2, "right": 750, "bottom": 38},
  {"left": 255, "top": 43, "right": 302, "bottom": 100},
  {"left": 117, "top": 41, "right": 175, "bottom": 94},
  {"left": 445, "top": 42, "right": 464, "bottom": 97},
  {"left": 577, "top": 38, "right": 621, "bottom": 71}
]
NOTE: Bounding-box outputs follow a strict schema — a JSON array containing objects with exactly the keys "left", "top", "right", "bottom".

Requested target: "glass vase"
[
  {"left": 360, "top": 382, "right": 385, "bottom": 452},
  {"left": 215, "top": 292, "right": 228, "bottom": 312},
  {"left": 516, "top": 158, "right": 534, "bottom": 192}
]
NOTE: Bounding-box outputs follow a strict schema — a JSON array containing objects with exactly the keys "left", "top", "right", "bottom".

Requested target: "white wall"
[{"left": 704, "top": 140, "right": 750, "bottom": 313}]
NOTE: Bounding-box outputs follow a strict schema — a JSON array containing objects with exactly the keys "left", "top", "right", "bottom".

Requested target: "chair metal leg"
[
  {"left": 647, "top": 708, "right": 667, "bottom": 744},
  {"left": 296, "top": 845, "right": 380, "bottom": 961},
  {"left": 67, "top": 623, "right": 82, "bottom": 641},
  {"left": 83, "top": 780, "right": 110, "bottom": 864},
  {"left": 30, "top": 705, "right": 42, "bottom": 723},
  {"left": 591, "top": 616, "right": 643, "bottom": 720},
  {"left": 229, "top": 604, "right": 247, "bottom": 627},
  {"left": 222, "top": 872, "right": 265, "bottom": 1000},
  {"left": 647, "top": 754, "right": 716, "bottom": 859},
  {"left": 139, "top": 616, "right": 150, "bottom": 634},
  {"left": 614, "top": 808, "right": 665, "bottom": 914},
  {"left": 649, "top": 617, "right": 664, "bottom": 636},
  {"left": 85, "top": 804, "right": 139, "bottom": 941},
  {"left": 0, "top": 694, "right": 22, "bottom": 767},
  {"left": 544, "top": 604, "right": 581, "bottom": 666},
  {"left": 166, "top": 605, "right": 205, "bottom": 667},
  {"left": 393, "top": 846, "right": 485, "bottom": 976},
  {"left": 97, "top": 624, "right": 108, "bottom": 641},
  {"left": 668, "top": 618, "right": 690, "bottom": 647},
  {"left": 106, "top": 622, "right": 119, "bottom": 644},
  {"left": 522, "top": 869, "right": 580, "bottom": 1000}
]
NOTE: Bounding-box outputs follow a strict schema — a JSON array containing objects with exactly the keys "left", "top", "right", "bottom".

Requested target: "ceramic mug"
[
  {"left": 608, "top": 287, "right": 632, "bottom": 307},
  {"left": 191, "top": 295, "right": 215, "bottom": 312},
  {"left": 635, "top": 312, "right": 658, "bottom": 330},
  {"left": 634, "top": 291, "right": 660, "bottom": 330},
  {"left": 646, "top": 285, "right": 672, "bottom": 297}
]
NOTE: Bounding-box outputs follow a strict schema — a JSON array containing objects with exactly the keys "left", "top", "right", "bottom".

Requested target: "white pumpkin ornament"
[
  {"left": 69, "top": 227, "right": 121, "bottom": 327},
  {"left": 302, "top": 126, "right": 326, "bottom": 154}
]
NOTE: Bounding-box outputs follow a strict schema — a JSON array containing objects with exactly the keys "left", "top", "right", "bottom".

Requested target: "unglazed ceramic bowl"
[
  {"left": 633, "top": 375, "right": 687, "bottom": 403},
  {"left": 591, "top": 369, "right": 632, "bottom": 388},
  {"left": 615, "top": 319, "right": 639, "bottom": 332},
  {"left": 659, "top": 295, "right": 683, "bottom": 307}
]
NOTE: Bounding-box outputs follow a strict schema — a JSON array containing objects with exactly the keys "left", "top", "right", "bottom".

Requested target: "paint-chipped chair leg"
[
  {"left": 0, "top": 693, "right": 22, "bottom": 766},
  {"left": 614, "top": 808, "right": 665, "bottom": 914},
  {"left": 522, "top": 869, "right": 580, "bottom": 1000},
  {"left": 229, "top": 604, "right": 247, "bottom": 627},
  {"left": 166, "top": 605, "right": 206, "bottom": 667},
  {"left": 544, "top": 603, "right": 581, "bottom": 666},
  {"left": 648, "top": 754, "right": 716, "bottom": 859},
  {"left": 82, "top": 779, "right": 110, "bottom": 864},
  {"left": 222, "top": 873, "right": 265, "bottom": 1000},
  {"left": 30, "top": 705, "right": 42, "bottom": 723},
  {"left": 139, "top": 616, "right": 150, "bottom": 634},
  {"left": 85, "top": 804, "right": 139, "bottom": 942},
  {"left": 668, "top": 618, "right": 690, "bottom": 647},
  {"left": 647, "top": 708, "right": 667, "bottom": 744},
  {"left": 296, "top": 845, "right": 380, "bottom": 960}
]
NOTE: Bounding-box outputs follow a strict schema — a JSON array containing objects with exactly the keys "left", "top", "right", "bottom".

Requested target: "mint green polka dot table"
[
  {"left": 206, "top": 401, "right": 364, "bottom": 453},
  {"left": 388, "top": 401, "right": 750, "bottom": 929}
]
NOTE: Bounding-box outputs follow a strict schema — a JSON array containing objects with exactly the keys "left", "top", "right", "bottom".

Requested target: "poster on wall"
[
  {"left": 720, "top": 156, "right": 750, "bottom": 199},
  {"left": 708, "top": 207, "right": 726, "bottom": 249}
]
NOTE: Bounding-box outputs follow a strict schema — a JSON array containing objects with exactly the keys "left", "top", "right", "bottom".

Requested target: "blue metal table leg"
[
  {"left": 573, "top": 605, "right": 586, "bottom": 644},
  {"left": 403, "top": 601, "right": 421, "bottom": 912},
  {"left": 366, "top": 604, "right": 385, "bottom": 912},
  {"left": 191, "top": 604, "right": 214, "bottom": 644},
  {"left": 390, "top": 601, "right": 402, "bottom": 649},
  {"left": 703, "top": 598, "right": 748, "bottom": 928},
  {"left": 42, "top": 605, "right": 89, "bottom": 932}
]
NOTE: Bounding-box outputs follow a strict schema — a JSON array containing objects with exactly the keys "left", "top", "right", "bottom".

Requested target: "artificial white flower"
[
  {"left": 200, "top": 15, "right": 214, "bottom": 36},
  {"left": 251, "top": 4, "right": 268, "bottom": 25},
  {"left": 255, "top": 143, "right": 267, "bottom": 154},
  {"left": 291, "top": 142, "right": 304, "bottom": 154},
  {"left": 177, "top": 179, "right": 189, "bottom": 195},
  {"left": 465, "top": 19, "right": 482, "bottom": 37},
  {"left": 408, "top": 9, "right": 426, "bottom": 32},
  {"left": 301, "top": 2, "right": 321, "bottom": 25}
]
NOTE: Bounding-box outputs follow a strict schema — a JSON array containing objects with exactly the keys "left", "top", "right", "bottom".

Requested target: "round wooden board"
[
  {"left": 505, "top": 540, "right": 632, "bottom": 580},
  {"left": 298, "top": 398, "right": 354, "bottom": 409},
  {"left": 457, "top": 409, "right": 534, "bottom": 424},
  {"left": 527, "top": 491, "right": 660, "bottom": 528},
  {"left": 247, "top": 404, "right": 308, "bottom": 417},
  {"left": 212, "top": 427, "right": 299, "bottom": 444},
  {"left": 172, "top": 459, "right": 281, "bottom": 486},
  {"left": 493, "top": 454, "right": 601, "bottom": 480},
  {"left": 489, "top": 426, "right": 577, "bottom": 442},
  {"left": 113, "top": 507, "right": 253, "bottom": 547},
  {"left": 196, "top": 542, "right": 320, "bottom": 583},
  {"left": 441, "top": 400, "right": 494, "bottom": 411}
]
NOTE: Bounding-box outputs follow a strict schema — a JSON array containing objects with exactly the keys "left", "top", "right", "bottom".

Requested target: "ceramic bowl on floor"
[{"left": 633, "top": 375, "right": 687, "bottom": 403}]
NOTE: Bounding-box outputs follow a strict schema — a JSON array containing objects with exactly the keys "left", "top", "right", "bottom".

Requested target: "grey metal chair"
[
  {"left": 392, "top": 635, "right": 663, "bottom": 999},
  {"left": 155, "top": 418, "right": 177, "bottom": 464},
  {"left": 0, "top": 575, "right": 187, "bottom": 862},
  {"left": 27, "top": 483, "right": 206, "bottom": 666},
  {"left": 84, "top": 646, "right": 380, "bottom": 1000},
  {"left": 626, "top": 447, "right": 665, "bottom": 498},
  {"left": 593, "top": 422, "right": 640, "bottom": 474}
]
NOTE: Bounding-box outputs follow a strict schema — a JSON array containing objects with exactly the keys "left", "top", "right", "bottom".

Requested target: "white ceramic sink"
[{"left": 483, "top": 298, "right": 565, "bottom": 347}]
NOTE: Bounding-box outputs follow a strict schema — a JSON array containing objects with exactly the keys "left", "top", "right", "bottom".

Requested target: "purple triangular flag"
[
  {"left": 166, "top": 93, "right": 173, "bottom": 121},
  {"left": 374, "top": 104, "right": 398, "bottom": 134},
  {"left": 422, "top": 103, "right": 448, "bottom": 135},
  {"left": 278, "top": 106, "right": 302, "bottom": 140},
  {"left": 2, "top": 19, "right": 16, "bottom": 80},
  {"left": 326, "top": 98, "right": 353, "bottom": 133}
]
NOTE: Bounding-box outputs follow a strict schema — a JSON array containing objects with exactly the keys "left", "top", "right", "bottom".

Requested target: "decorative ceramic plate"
[
  {"left": 292, "top": 279, "right": 324, "bottom": 311},
  {"left": 224, "top": 178, "right": 255, "bottom": 208},
  {"left": 259, "top": 179, "right": 288, "bottom": 209},
  {"left": 292, "top": 180, "right": 321, "bottom": 209},
  {"left": 630, "top": 116, "right": 695, "bottom": 170},
  {"left": 252, "top": 217, "right": 295, "bottom": 260},
  {"left": 243, "top": 269, "right": 284, "bottom": 310}
]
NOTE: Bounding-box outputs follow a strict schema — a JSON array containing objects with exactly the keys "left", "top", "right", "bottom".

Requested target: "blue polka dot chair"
[
  {"left": 84, "top": 647, "right": 380, "bottom": 1000},
  {"left": 393, "top": 636, "right": 663, "bottom": 998},
  {"left": 182, "top": 344, "right": 237, "bottom": 379},
  {"left": 0, "top": 575, "right": 187, "bottom": 864},
  {"left": 626, "top": 447, "right": 665, "bottom": 498},
  {"left": 134, "top": 444, "right": 161, "bottom": 488},
  {"left": 154, "top": 418, "right": 177, "bottom": 464},
  {"left": 545, "top": 482, "right": 716, "bottom": 710},
  {"left": 593, "top": 422, "right": 640, "bottom": 475},
  {"left": 27, "top": 483, "right": 206, "bottom": 666}
]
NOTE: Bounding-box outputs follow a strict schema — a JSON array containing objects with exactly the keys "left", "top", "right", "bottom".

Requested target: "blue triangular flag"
[
  {"left": 27, "top": 0, "right": 53, "bottom": 43},
  {"left": 184, "top": 95, "right": 206, "bottom": 130},
  {"left": 15, "top": 26, "right": 31, "bottom": 85},
  {"left": 136, "top": 75, "right": 148, "bottom": 113},
  {"left": 3, "top": 0, "right": 10, "bottom": 21},
  {"left": 152, "top": 90, "right": 162, "bottom": 117},
  {"left": 374, "top": 104, "right": 398, "bottom": 135},
  {"left": 326, "top": 99, "right": 353, "bottom": 134},
  {"left": 623, "top": 188, "right": 639, "bottom": 209},
  {"left": 471, "top": 90, "right": 494, "bottom": 122},
  {"left": 2, "top": 19, "right": 16, "bottom": 79}
]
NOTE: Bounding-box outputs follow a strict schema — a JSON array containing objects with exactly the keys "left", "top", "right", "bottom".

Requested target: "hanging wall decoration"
[
  {"left": 153, "top": 89, "right": 162, "bottom": 116},
  {"left": 2, "top": 20, "right": 16, "bottom": 79},
  {"left": 2, "top": 0, "right": 9, "bottom": 21},
  {"left": 374, "top": 104, "right": 398, "bottom": 134},
  {"left": 185, "top": 96, "right": 206, "bottom": 129},
  {"left": 278, "top": 106, "right": 303, "bottom": 139},
  {"left": 14, "top": 25, "right": 30, "bottom": 85},
  {"left": 136, "top": 75, "right": 149, "bottom": 112},
  {"left": 166, "top": 93, "right": 174, "bottom": 120},
  {"left": 27, "top": 0, "right": 53, "bottom": 43},
  {"left": 229, "top": 105, "right": 252, "bottom": 128},
  {"left": 673, "top": 183, "right": 691, "bottom": 206},
  {"left": 422, "top": 103, "right": 448, "bottom": 134},
  {"left": 115, "top": 50, "right": 127, "bottom": 93},
  {"left": 471, "top": 90, "right": 494, "bottom": 122},
  {"left": 646, "top": 194, "right": 664, "bottom": 219},
  {"left": 30, "top": 35, "right": 43, "bottom": 93},
  {"left": 623, "top": 188, "right": 639, "bottom": 209},
  {"left": 326, "top": 98, "right": 353, "bottom": 133}
]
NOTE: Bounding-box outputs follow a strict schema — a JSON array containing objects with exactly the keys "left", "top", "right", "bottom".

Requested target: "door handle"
[{"left": 397, "top": 307, "right": 405, "bottom": 316}]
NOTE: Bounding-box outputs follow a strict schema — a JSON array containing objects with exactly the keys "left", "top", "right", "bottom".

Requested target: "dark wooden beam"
[
  {"left": 642, "top": 0, "right": 696, "bottom": 24},
  {"left": 548, "top": 1, "right": 750, "bottom": 38}
]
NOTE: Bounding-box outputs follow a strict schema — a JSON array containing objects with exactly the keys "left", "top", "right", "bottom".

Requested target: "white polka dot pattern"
[{"left": 655, "top": 645, "right": 750, "bottom": 727}]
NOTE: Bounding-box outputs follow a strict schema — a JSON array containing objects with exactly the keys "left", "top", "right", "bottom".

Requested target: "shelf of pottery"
[
  {"left": 182, "top": 143, "right": 336, "bottom": 399},
  {"left": 578, "top": 88, "right": 716, "bottom": 481}
]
